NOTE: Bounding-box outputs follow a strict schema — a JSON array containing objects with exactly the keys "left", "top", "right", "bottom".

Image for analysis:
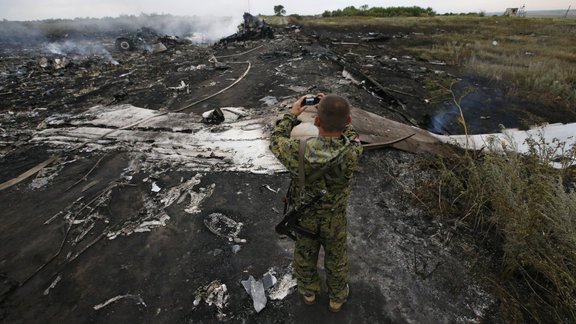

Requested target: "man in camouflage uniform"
[{"left": 270, "top": 93, "right": 363, "bottom": 312}]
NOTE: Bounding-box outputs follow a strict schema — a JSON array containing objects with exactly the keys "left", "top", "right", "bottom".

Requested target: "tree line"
[{"left": 322, "top": 6, "right": 437, "bottom": 17}]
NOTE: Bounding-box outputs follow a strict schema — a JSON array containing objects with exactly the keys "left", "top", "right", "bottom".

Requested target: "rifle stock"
[{"left": 275, "top": 195, "right": 322, "bottom": 240}]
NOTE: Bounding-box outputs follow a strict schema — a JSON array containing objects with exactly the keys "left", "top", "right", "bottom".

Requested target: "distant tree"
[
  {"left": 425, "top": 7, "right": 437, "bottom": 16},
  {"left": 323, "top": 5, "right": 437, "bottom": 18},
  {"left": 274, "top": 5, "right": 286, "bottom": 16},
  {"left": 342, "top": 6, "right": 359, "bottom": 16}
]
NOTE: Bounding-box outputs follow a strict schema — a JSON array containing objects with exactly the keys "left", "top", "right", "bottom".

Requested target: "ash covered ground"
[{"left": 0, "top": 16, "right": 531, "bottom": 323}]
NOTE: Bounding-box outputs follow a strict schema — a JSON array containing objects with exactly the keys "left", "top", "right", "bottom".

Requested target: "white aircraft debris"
[{"left": 93, "top": 294, "right": 147, "bottom": 310}]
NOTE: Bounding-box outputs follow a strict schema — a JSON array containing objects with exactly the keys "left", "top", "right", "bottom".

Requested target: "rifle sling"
[
  {"left": 276, "top": 138, "right": 351, "bottom": 240},
  {"left": 298, "top": 139, "right": 307, "bottom": 191}
]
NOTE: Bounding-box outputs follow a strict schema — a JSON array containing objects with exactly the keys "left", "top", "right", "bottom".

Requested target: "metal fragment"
[
  {"left": 43, "top": 275, "right": 62, "bottom": 296},
  {"left": 203, "top": 212, "right": 246, "bottom": 243},
  {"left": 93, "top": 294, "right": 147, "bottom": 310},
  {"left": 241, "top": 276, "right": 267, "bottom": 313},
  {"left": 193, "top": 280, "right": 228, "bottom": 320}
]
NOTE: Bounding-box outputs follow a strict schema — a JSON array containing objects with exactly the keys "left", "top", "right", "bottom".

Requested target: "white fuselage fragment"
[
  {"left": 33, "top": 104, "right": 285, "bottom": 173},
  {"left": 433, "top": 123, "right": 576, "bottom": 168}
]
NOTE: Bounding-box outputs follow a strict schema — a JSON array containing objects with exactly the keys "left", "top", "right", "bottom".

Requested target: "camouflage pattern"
[{"left": 270, "top": 113, "right": 362, "bottom": 303}]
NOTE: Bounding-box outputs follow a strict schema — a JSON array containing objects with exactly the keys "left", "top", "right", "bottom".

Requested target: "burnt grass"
[{"left": 1, "top": 16, "right": 573, "bottom": 323}]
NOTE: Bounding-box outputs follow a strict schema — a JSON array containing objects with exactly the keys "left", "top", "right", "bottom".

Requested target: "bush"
[
  {"left": 426, "top": 135, "right": 576, "bottom": 322},
  {"left": 322, "top": 5, "right": 436, "bottom": 18}
]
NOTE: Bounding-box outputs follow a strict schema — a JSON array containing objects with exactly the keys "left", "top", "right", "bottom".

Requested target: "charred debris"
[
  {"left": 218, "top": 13, "right": 274, "bottom": 44},
  {"left": 0, "top": 13, "right": 460, "bottom": 159},
  {"left": 115, "top": 27, "right": 192, "bottom": 52},
  {"left": 0, "top": 14, "right": 503, "bottom": 323}
]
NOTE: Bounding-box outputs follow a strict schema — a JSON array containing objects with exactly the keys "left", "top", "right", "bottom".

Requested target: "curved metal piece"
[{"left": 361, "top": 133, "right": 416, "bottom": 150}]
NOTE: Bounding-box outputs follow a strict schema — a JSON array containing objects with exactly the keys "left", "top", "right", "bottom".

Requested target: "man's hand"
[
  {"left": 290, "top": 95, "right": 308, "bottom": 117},
  {"left": 290, "top": 93, "right": 326, "bottom": 117}
]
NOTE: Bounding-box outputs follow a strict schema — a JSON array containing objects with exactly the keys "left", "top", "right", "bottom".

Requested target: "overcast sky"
[{"left": 0, "top": 0, "right": 573, "bottom": 21}]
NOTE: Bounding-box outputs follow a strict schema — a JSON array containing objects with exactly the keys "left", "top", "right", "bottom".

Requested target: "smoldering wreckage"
[{"left": 2, "top": 13, "right": 574, "bottom": 323}]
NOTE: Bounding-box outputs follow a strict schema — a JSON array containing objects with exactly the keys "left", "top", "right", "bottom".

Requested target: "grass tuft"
[{"left": 424, "top": 134, "right": 576, "bottom": 322}]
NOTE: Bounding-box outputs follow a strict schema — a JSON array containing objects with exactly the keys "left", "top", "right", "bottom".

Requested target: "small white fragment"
[
  {"left": 259, "top": 96, "right": 278, "bottom": 107},
  {"left": 193, "top": 280, "right": 228, "bottom": 319},
  {"left": 133, "top": 214, "right": 170, "bottom": 233},
  {"left": 262, "top": 185, "right": 280, "bottom": 193},
  {"left": 43, "top": 275, "right": 62, "bottom": 295},
  {"left": 93, "top": 294, "right": 147, "bottom": 310},
  {"left": 204, "top": 212, "right": 246, "bottom": 243},
  {"left": 184, "top": 184, "right": 215, "bottom": 214},
  {"left": 268, "top": 273, "right": 297, "bottom": 300},
  {"left": 160, "top": 174, "right": 202, "bottom": 207},
  {"left": 151, "top": 182, "right": 161, "bottom": 193},
  {"left": 168, "top": 80, "right": 188, "bottom": 90}
]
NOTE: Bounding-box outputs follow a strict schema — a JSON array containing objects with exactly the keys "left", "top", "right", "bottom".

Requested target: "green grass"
[
  {"left": 400, "top": 16, "right": 576, "bottom": 323},
  {"left": 422, "top": 131, "right": 576, "bottom": 322},
  {"left": 405, "top": 17, "right": 576, "bottom": 111}
]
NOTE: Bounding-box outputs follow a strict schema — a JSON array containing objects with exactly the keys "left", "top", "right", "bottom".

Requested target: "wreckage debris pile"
[
  {"left": 1, "top": 25, "right": 224, "bottom": 158},
  {"left": 0, "top": 15, "right": 527, "bottom": 323}
]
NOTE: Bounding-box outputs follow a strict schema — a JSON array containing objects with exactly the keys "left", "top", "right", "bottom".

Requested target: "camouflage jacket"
[{"left": 270, "top": 113, "right": 363, "bottom": 214}]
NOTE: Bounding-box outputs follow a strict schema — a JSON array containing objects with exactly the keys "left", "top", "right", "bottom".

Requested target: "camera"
[{"left": 301, "top": 96, "right": 320, "bottom": 106}]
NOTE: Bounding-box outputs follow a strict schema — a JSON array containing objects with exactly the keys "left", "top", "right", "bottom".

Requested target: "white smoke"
[
  {"left": 183, "top": 16, "right": 240, "bottom": 44},
  {"left": 43, "top": 40, "right": 118, "bottom": 64},
  {"left": 136, "top": 15, "right": 241, "bottom": 44}
]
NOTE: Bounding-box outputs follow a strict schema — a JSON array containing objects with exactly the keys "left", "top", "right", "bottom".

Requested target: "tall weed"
[{"left": 428, "top": 136, "right": 576, "bottom": 322}]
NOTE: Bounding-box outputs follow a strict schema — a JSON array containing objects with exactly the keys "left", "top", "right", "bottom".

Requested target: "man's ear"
[
  {"left": 346, "top": 115, "right": 352, "bottom": 124},
  {"left": 314, "top": 116, "right": 320, "bottom": 127}
]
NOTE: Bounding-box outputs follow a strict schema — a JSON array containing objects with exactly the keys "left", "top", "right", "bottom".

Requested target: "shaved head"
[{"left": 317, "top": 94, "right": 351, "bottom": 132}]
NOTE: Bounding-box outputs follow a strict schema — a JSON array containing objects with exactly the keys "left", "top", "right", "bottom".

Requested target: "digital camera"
[{"left": 301, "top": 96, "right": 320, "bottom": 106}]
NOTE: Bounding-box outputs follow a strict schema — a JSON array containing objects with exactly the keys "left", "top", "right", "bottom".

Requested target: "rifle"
[
  {"left": 275, "top": 193, "right": 322, "bottom": 240},
  {"left": 275, "top": 137, "right": 339, "bottom": 241}
]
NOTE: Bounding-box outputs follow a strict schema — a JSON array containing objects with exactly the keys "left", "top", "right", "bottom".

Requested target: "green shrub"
[
  {"left": 426, "top": 135, "right": 576, "bottom": 322},
  {"left": 322, "top": 5, "right": 436, "bottom": 18}
]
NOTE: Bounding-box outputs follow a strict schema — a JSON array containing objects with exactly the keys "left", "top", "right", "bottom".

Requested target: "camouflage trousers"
[{"left": 293, "top": 209, "right": 349, "bottom": 303}]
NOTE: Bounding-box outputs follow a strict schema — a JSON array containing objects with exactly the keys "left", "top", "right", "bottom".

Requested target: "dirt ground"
[{"left": 0, "top": 17, "right": 557, "bottom": 323}]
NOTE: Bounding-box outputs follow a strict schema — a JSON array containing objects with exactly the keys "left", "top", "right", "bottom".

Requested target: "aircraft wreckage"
[{"left": 1, "top": 13, "right": 575, "bottom": 323}]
